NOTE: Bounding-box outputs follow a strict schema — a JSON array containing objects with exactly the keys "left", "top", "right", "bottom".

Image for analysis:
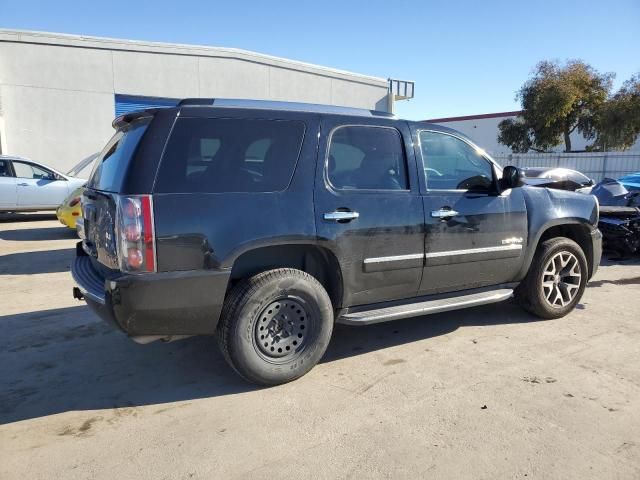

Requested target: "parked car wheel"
[
  {"left": 515, "top": 237, "right": 588, "bottom": 319},
  {"left": 217, "top": 268, "right": 334, "bottom": 386}
]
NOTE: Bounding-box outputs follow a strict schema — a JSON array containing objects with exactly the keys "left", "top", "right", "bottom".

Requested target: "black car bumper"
[{"left": 72, "top": 248, "right": 231, "bottom": 337}]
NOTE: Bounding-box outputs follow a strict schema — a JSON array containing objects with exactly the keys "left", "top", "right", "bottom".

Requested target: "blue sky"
[{"left": 2, "top": 0, "right": 638, "bottom": 119}]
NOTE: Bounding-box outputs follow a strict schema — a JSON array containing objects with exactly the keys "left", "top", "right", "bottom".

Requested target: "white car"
[{"left": 0, "top": 155, "right": 86, "bottom": 212}]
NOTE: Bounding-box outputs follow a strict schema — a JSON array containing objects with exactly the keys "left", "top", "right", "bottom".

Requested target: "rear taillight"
[
  {"left": 116, "top": 195, "right": 156, "bottom": 273},
  {"left": 69, "top": 197, "right": 81, "bottom": 207}
]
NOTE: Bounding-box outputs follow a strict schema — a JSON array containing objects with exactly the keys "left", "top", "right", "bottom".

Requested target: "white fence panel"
[{"left": 493, "top": 152, "right": 640, "bottom": 182}]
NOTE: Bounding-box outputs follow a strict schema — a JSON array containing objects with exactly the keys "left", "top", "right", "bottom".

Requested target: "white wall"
[
  {"left": 432, "top": 114, "right": 640, "bottom": 155},
  {"left": 0, "top": 30, "right": 390, "bottom": 172}
]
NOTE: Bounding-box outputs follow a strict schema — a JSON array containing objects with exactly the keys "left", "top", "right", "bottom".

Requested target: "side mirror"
[{"left": 500, "top": 165, "right": 523, "bottom": 190}]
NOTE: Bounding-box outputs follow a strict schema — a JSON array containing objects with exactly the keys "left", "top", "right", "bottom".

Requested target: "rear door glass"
[
  {"left": 154, "top": 118, "right": 305, "bottom": 193},
  {"left": 327, "top": 126, "right": 408, "bottom": 190},
  {"left": 87, "top": 118, "right": 150, "bottom": 192}
]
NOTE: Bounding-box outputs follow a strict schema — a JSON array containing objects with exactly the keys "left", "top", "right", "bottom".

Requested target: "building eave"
[{"left": 0, "top": 28, "right": 389, "bottom": 88}]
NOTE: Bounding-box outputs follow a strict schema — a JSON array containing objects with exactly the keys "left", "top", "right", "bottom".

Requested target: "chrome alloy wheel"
[{"left": 541, "top": 251, "right": 582, "bottom": 308}]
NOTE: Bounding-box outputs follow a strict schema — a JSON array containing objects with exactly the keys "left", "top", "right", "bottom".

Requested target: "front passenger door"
[
  {"left": 414, "top": 129, "right": 528, "bottom": 295},
  {"left": 13, "top": 161, "right": 69, "bottom": 208}
]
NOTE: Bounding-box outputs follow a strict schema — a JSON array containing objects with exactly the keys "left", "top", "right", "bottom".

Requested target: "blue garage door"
[{"left": 114, "top": 94, "right": 179, "bottom": 116}]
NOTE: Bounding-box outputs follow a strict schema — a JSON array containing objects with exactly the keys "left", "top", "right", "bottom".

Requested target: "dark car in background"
[{"left": 71, "top": 99, "right": 602, "bottom": 385}]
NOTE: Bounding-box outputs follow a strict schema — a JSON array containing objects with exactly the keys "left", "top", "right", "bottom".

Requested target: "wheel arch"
[
  {"left": 227, "top": 244, "right": 344, "bottom": 308},
  {"left": 521, "top": 219, "right": 595, "bottom": 280}
]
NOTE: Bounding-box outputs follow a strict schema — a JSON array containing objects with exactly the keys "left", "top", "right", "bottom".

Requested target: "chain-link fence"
[{"left": 492, "top": 152, "right": 640, "bottom": 182}]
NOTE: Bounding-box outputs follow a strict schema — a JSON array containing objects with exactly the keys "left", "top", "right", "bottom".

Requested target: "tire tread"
[{"left": 216, "top": 268, "right": 332, "bottom": 385}]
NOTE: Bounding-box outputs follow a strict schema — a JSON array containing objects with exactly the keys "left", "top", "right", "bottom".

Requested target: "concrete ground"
[{"left": 1, "top": 214, "right": 639, "bottom": 480}]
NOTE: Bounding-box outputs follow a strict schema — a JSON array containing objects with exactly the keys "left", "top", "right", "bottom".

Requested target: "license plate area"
[{"left": 82, "top": 191, "right": 119, "bottom": 269}]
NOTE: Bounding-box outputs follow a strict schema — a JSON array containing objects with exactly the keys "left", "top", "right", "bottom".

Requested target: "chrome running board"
[{"left": 338, "top": 289, "right": 514, "bottom": 325}]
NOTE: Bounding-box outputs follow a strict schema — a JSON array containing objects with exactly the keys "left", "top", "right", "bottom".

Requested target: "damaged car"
[
  {"left": 592, "top": 178, "right": 640, "bottom": 256},
  {"left": 521, "top": 167, "right": 595, "bottom": 192}
]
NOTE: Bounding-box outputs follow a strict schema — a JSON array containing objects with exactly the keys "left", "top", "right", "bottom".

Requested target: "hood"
[{"left": 66, "top": 176, "right": 87, "bottom": 189}]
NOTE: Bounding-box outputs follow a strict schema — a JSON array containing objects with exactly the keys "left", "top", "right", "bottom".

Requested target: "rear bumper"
[{"left": 71, "top": 246, "right": 231, "bottom": 336}]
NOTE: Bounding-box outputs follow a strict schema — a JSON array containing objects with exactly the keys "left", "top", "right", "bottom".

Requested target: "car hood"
[{"left": 66, "top": 177, "right": 87, "bottom": 189}]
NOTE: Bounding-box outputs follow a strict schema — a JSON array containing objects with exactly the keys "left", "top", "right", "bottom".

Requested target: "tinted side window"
[
  {"left": 419, "top": 131, "right": 493, "bottom": 191},
  {"left": 13, "top": 161, "right": 53, "bottom": 180},
  {"left": 155, "top": 118, "right": 305, "bottom": 193},
  {"left": 327, "top": 126, "right": 408, "bottom": 190}
]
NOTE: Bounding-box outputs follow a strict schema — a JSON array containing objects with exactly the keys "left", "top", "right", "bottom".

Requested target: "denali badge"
[{"left": 501, "top": 237, "right": 524, "bottom": 245}]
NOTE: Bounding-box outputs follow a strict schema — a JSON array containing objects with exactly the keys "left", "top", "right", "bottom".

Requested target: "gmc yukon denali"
[{"left": 72, "top": 99, "right": 602, "bottom": 385}]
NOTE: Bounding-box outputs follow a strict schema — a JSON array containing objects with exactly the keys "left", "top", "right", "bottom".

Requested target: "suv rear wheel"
[
  {"left": 515, "top": 237, "right": 588, "bottom": 319},
  {"left": 217, "top": 268, "right": 334, "bottom": 386}
]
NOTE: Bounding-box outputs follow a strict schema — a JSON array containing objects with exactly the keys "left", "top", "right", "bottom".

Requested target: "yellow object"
[{"left": 56, "top": 186, "right": 84, "bottom": 230}]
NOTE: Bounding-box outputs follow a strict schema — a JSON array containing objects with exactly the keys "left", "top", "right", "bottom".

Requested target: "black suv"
[{"left": 72, "top": 99, "right": 602, "bottom": 385}]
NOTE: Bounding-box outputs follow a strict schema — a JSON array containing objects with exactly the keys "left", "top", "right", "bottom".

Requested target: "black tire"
[
  {"left": 217, "top": 268, "right": 334, "bottom": 386},
  {"left": 515, "top": 237, "right": 588, "bottom": 319}
]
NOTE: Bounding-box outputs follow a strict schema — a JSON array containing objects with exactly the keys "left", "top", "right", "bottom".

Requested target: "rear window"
[
  {"left": 154, "top": 118, "right": 305, "bottom": 193},
  {"left": 87, "top": 118, "right": 150, "bottom": 192}
]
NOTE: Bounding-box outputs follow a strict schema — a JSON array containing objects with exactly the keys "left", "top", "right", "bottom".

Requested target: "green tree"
[
  {"left": 498, "top": 60, "right": 614, "bottom": 152},
  {"left": 595, "top": 74, "right": 640, "bottom": 151}
]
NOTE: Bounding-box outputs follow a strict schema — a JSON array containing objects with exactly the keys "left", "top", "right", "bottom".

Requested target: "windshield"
[{"left": 87, "top": 118, "right": 150, "bottom": 192}]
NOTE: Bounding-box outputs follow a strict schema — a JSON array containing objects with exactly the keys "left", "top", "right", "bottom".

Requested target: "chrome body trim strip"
[
  {"left": 425, "top": 244, "right": 522, "bottom": 259},
  {"left": 363, "top": 253, "right": 424, "bottom": 264},
  {"left": 364, "top": 244, "right": 523, "bottom": 266}
]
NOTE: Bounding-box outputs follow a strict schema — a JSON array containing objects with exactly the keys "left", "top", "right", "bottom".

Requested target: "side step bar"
[{"left": 337, "top": 288, "right": 514, "bottom": 325}]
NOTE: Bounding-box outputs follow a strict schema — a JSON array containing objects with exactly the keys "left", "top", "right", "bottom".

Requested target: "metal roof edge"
[{"left": 0, "top": 29, "right": 389, "bottom": 87}]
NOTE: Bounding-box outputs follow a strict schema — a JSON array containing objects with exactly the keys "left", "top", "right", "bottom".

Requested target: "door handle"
[
  {"left": 17, "top": 183, "right": 29, "bottom": 186},
  {"left": 323, "top": 210, "right": 360, "bottom": 222},
  {"left": 431, "top": 208, "right": 459, "bottom": 219}
]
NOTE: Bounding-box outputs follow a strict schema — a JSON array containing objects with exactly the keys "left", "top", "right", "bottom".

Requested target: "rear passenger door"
[{"left": 314, "top": 118, "right": 424, "bottom": 307}]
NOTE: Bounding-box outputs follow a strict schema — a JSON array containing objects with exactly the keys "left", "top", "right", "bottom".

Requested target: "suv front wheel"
[
  {"left": 515, "top": 237, "right": 588, "bottom": 319},
  {"left": 217, "top": 268, "right": 334, "bottom": 386}
]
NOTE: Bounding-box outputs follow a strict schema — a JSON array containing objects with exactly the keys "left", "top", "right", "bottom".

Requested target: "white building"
[
  {"left": 427, "top": 111, "right": 640, "bottom": 155},
  {"left": 0, "top": 30, "right": 408, "bottom": 172}
]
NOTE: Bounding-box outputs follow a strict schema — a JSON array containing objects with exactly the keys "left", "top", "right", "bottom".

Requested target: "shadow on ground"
[
  {"left": 0, "top": 300, "right": 542, "bottom": 425},
  {"left": 0, "top": 212, "right": 57, "bottom": 223},
  {"left": 0, "top": 248, "right": 75, "bottom": 275},
  {"left": 0, "top": 226, "right": 76, "bottom": 242}
]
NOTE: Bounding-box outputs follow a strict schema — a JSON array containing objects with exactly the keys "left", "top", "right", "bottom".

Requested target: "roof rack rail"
[
  {"left": 177, "top": 98, "right": 215, "bottom": 106},
  {"left": 177, "top": 98, "right": 395, "bottom": 118}
]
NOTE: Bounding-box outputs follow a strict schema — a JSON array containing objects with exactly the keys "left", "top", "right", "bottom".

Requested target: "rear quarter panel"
[{"left": 152, "top": 113, "right": 320, "bottom": 271}]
